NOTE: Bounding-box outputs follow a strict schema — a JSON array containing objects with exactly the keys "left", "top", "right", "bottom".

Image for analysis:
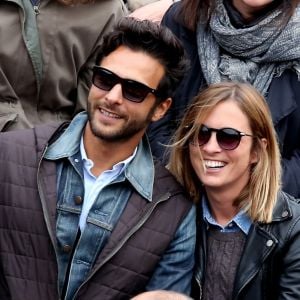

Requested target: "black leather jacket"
[{"left": 192, "top": 191, "right": 300, "bottom": 300}]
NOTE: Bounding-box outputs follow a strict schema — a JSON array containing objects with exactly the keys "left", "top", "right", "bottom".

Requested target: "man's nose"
[{"left": 105, "top": 83, "right": 124, "bottom": 104}]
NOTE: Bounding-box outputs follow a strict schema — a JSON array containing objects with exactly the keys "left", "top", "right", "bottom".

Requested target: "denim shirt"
[
  {"left": 202, "top": 197, "right": 252, "bottom": 234},
  {"left": 44, "top": 112, "right": 196, "bottom": 299},
  {"left": 79, "top": 136, "right": 136, "bottom": 231}
]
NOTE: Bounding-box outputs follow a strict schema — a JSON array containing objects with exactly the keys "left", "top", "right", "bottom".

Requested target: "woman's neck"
[
  {"left": 230, "top": 0, "right": 282, "bottom": 24},
  {"left": 205, "top": 189, "right": 240, "bottom": 226}
]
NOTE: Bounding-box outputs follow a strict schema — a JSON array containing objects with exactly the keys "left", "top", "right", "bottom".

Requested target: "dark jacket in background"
[
  {"left": 0, "top": 123, "right": 193, "bottom": 300},
  {"left": 148, "top": 3, "right": 300, "bottom": 198}
]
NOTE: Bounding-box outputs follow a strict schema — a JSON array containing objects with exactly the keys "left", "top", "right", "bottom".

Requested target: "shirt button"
[
  {"left": 266, "top": 240, "right": 273, "bottom": 247},
  {"left": 228, "top": 223, "right": 233, "bottom": 227},
  {"left": 74, "top": 158, "right": 79, "bottom": 163},
  {"left": 62, "top": 244, "right": 72, "bottom": 253},
  {"left": 282, "top": 210, "right": 288, "bottom": 218},
  {"left": 74, "top": 196, "right": 83, "bottom": 205}
]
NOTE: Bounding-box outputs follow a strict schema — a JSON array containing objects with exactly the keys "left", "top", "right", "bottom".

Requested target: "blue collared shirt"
[
  {"left": 79, "top": 137, "right": 136, "bottom": 231},
  {"left": 202, "top": 197, "right": 252, "bottom": 235}
]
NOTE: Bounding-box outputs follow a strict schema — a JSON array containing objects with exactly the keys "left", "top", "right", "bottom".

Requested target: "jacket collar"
[
  {"left": 45, "top": 111, "right": 155, "bottom": 201},
  {"left": 271, "top": 191, "right": 293, "bottom": 222}
]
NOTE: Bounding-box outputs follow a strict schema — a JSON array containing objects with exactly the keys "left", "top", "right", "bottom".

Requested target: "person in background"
[
  {"left": 0, "top": 18, "right": 195, "bottom": 300},
  {"left": 149, "top": 0, "right": 300, "bottom": 198},
  {"left": 127, "top": 0, "right": 158, "bottom": 11},
  {"left": 169, "top": 81, "right": 300, "bottom": 300},
  {"left": 128, "top": 0, "right": 176, "bottom": 23},
  {"left": 131, "top": 290, "right": 193, "bottom": 300},
  {"left": 0, "top": 0, "right": 126, "bottom": 131}
]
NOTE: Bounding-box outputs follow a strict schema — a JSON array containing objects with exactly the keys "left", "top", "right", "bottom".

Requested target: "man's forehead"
[{"left": 99, "top": 45, "right": 165, "bottom": 87}]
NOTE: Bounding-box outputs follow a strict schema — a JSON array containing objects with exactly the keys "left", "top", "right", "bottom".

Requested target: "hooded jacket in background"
[{"left": 0, "top": 0, "right": 126, "bottom": 131}]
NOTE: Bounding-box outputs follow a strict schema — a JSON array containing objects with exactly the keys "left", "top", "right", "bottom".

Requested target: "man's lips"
[{"left": 99, "top": 107, "right": 122, "bottom": 119}]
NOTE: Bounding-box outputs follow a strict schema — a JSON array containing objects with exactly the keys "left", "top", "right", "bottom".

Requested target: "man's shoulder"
[
  {"left": 0, "top": 122, "right": 67, "bottom": 150},
  {"left": 153, "top": 159, "right": 192, "bottom": 206},
  {"left": 153, "top": 158, "right": 178, "bottom": 182}
]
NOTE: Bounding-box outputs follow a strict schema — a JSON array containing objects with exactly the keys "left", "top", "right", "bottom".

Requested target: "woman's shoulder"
[
  {"left": 277, "top": 190, "right": 300, "bottom": 207},
  {"left": 262, "top": 191, "right": 300, "bottom": 243},
  {"left": 276, "top": 191, "right": 300, "bottom": 223}
]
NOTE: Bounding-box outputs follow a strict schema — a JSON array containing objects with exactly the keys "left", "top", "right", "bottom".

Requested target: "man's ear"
[{"left": 151, "top": 98, "right": 172, "bottom": 122}]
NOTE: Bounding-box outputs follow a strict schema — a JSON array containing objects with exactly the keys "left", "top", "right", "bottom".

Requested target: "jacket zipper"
[
  {"left": 195, "top": 273, "right": 202, "bottom": 300},
  {"left": 29, "top": 0, "right": 41, "bottom": 14},
  {"left": 37, "top": 144, "right": 62, "bottom": 300},
  {"left": 72, "top": 192, "right": 173, "bottom": 299},
  {"left": 233, "top": 225, "right": 276, "bottom": 300},
  {"left": 33, "top": 5, "right": 40, "bottom": 14}
]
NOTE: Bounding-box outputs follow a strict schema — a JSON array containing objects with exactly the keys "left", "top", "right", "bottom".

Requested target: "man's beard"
[{"left": 87, "top": 101, "right": 156, "bottom": 142}]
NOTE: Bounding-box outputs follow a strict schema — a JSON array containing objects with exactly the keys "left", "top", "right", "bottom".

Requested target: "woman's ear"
[{"left": 251, "top": 138, "right": 267, "bottom": 164}]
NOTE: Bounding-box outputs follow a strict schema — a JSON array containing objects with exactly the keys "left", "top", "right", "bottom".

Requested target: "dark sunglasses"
[
  {"left": 193, "top": 124, "right": 254, "bottom": 150},
  {"left": 92, "top": 66, "right": 159, "bottom": 103}
]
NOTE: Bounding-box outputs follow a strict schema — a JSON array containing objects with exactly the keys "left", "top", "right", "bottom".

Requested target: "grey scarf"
[{"left": 196, "top": 0, "right": 300, "bottom": 96}]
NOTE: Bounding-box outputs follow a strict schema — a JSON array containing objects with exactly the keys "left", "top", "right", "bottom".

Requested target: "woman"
[
  {"left": 149, "top": 0, "right": 300, "bottom": 197},
  {"left": 169, "top": 82, "right": 300, "bottom": 299}
]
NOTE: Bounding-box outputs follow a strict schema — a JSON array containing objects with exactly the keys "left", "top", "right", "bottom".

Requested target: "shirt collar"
[
  {"left": 45, "top": 111, "right": 88, "bottom": 159},
  {"left": 124, "top": 136, "right": 154, "bottom": 201},
  {"left": 202, "top": 196, "right": 252, "bottom": 235},
  {"left": 45, "top": 111, "right": 155, "bottom": 201},
  {"left": 80, "top": 135, "right": 137, "bottom": 179}
]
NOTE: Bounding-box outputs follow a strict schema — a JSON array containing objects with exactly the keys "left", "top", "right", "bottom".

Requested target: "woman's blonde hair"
[{"left": 168, "top": 82, "right": 281, "bottom": 223}]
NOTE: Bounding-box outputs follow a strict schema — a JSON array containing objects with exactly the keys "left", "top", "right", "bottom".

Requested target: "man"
[{"left": 0, "top": 18, "right": 195, "bottom": 300}]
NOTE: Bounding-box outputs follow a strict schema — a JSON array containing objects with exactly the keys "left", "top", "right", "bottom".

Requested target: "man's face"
[{"left": 87, "top": 45, "right": 170, "bottom": 144}]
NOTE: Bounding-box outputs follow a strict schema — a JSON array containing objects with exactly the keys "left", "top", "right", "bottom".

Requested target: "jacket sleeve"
[
  {"left": 278, "top": 210, "right": 300, "bottom": 299},
  {"left": 145, "top": 205, "right": 196, "bottom": 294}
]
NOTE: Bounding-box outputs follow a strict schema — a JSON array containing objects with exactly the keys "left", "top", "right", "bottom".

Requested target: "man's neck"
[{"left": 83, "top": 124, "right": 140, "bottom": 177}]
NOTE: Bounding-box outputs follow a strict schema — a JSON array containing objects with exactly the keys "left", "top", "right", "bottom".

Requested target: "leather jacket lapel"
[{"left": 232, "top": 224, "right": 277, "bottom": 299}]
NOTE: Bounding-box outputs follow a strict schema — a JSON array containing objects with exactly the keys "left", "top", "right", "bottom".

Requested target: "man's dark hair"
[{"left": 95, "top": 17, "right": 188, "bottom": 103}]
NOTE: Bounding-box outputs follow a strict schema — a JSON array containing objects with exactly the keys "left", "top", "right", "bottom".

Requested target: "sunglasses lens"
[
  {"left": 217, "top": 128, "right": 241, "bottom": 150},
  {"left": 93, "top": 68, "right": 116, "bottom": 91},
  {"left": 198, "top": 126, "right": 212, "bottom": 146},
  {"left": 123, "top": 81, "right": 149, "bottom": 103}
]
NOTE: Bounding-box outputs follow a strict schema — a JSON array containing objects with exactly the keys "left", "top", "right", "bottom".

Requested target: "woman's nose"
[{"left": 201, "top": 132, "right": 222, "bottom": 152}]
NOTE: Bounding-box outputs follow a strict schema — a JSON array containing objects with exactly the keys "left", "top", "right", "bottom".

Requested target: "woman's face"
[
  {"left": 232, "top": 0, "right": 276, "bottom": 20},
  {"left": 189, "top": 99, "right": 258, "bottom": 196}
]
